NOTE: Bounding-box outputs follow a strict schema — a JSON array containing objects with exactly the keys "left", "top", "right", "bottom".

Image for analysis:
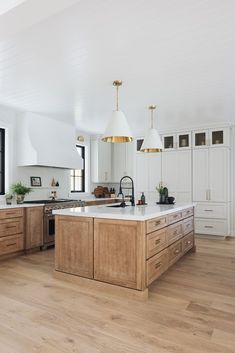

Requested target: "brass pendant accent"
[{"left": 102, "top": 136, "right": 133, "bottom": 143}]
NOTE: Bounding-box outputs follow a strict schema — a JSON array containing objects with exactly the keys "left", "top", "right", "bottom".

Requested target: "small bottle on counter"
[{"left": 141, "top": 192, "right": 146, "bottom": 205}]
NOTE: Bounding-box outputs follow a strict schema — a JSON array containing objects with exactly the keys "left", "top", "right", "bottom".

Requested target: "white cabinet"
[
  {"left": 136, "top": 153, "right": 162, "bottom": 203},
  {"left": 193, "top": 148, "right": 229, "bottom": 202},
  {"left": 112, "top": 142, "right": 134, "bottom": 182},
  {"left": 193, "top": 127, "right": 229, "bottom": 148},
  {"left": 91, "top": 138, "right": 111, "bottom": 183},
  {"left": 162, "top": 132, "right": 191, "bottom": 150},
  {"left": 162, "top": 150, "right": 192, "bottom": 202}
]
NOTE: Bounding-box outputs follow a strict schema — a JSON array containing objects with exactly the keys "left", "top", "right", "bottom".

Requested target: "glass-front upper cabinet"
[
  {"left": 162, "top": 134, "right": 176, "bottom": 150},
  {"left": 193, "top": 130, "right": 209, "bottom": 148},
  {"left": 177, "top": 132, "right": 191, "bottom": 149},
  {"left": 193, "top": 128, "right": 229, "bottom": 148},
  {"left": 136, "top": 138, "right": 144, "bottom": 152}
]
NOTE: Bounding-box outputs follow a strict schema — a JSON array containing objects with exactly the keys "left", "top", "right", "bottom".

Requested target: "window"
[
  {"left": 0, "top": 129, "right": 5, "bottom": 195},
  {"left": 70, "top": 145, "right": 85, "bottom": 192}
]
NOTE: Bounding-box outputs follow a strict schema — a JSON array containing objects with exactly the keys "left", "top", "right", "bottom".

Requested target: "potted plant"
[
  {"left": 156, "top": 183, "right": 167, "bottom": 204},
  {"left": 5, "top": 193, "right": 13, "bottom": 205},
  {"left": 11, "top": 182, "right": 32, "bottom": 204}
]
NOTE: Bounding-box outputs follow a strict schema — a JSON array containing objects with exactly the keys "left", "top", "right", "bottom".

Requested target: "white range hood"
[{"left": 17, "top": 112, "right": 83, "bottom": 169}]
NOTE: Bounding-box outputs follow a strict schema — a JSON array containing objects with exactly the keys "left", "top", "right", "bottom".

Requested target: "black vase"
[{"left": 160, "top": 194, "right": 165, "bottom": 204}]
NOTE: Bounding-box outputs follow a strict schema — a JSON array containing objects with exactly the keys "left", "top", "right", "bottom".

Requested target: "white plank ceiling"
[{"left": 0, "top": 0, "right": 235, "bottom": 135}]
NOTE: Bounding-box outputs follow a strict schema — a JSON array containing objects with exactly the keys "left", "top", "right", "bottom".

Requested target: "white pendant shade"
[
  {"left": 102, "top": 110, "right": 133, "bottom": 143},
  {"left": 140, "top": 105, "right": 163, "bottom": 152},
  {"left": 140, "top": 127, "right": 163, "bottom": 152},
  {"left": 102, "top": 80, "right": 133, "bottom": 143}
]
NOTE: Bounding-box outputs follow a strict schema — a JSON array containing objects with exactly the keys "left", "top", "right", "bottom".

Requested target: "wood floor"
[{"left": 0, "top": 236, "right": 235, "bottom": 353}]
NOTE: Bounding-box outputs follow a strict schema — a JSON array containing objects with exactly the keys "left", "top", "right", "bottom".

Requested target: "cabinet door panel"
[
  {"left": 136, "top": 154, "right": 148, "bottom": 194},
  {"left": 209, "top": 148, "right": 228, "bottom": 202},
  {"left": 162, "top": 151, "right": 178, "bottom": 191},
  {"left": 25, "top": 207, "right": 43, "bottom": 249},
  {"left": 148, "top": 154, "right": 162, "bottom": 192},
  {"left": 193, "top": 149, "right": 208, "bottom": 201}
]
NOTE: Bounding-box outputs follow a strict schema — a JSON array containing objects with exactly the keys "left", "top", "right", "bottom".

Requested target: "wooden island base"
[{"left": 55, "top": 206, "right": 195, "bottom": 298}]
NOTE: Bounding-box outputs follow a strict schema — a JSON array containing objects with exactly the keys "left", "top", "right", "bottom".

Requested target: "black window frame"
[
  {"left": 0, "top": 128, "right": 5, "bottom": 195},
  {"left": 70, "top": 145, "right": 85, "bottom": 193}
]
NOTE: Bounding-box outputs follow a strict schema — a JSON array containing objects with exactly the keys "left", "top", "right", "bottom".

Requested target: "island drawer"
[
  {"left": 168, "top": 211, "right": 182, "bottom": 225},
  {"left": 0, "top": 234, "right": 24, "bottom": 256},
  {"left": 182, "top": 217, "right": 194, "bottom": 235},
  {"left": 146, "top": 249, "right": 168, "bottom": 286},
  {"left": 182, "top": 232, "right": 194, "bottom": 253},
  {"left": 146, "top": 228, "right": 168, "bottom": 259},
  {"left": 0, "top": 218, "right": 23, "bottom": 238},
  {"left": 0, "top": 208, "right": 24, "bottom": 220},
  {"left": 168, "top": 239, "right": 182, "bottom": 267},
  {"left": 146, "top": 216, "right": 168, "bottom": 234},
  {"left": 182, "top": 207, "right": 194, "bottom": 219},
  {"left": 167, "top": 222, "right": 183, "bottom": 246}
]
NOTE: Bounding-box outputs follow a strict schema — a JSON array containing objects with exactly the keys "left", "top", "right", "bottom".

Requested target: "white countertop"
[
  {"left": 53, "top": 203, "right": 194, "bottom": 221},
  {"left": 0, "top": 203, "right": 45, "bottom": 209}
]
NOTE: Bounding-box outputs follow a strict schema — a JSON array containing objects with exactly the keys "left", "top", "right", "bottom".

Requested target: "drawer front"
[
  {"left": 182, "top": 217, "right": 194, "bottom": 235},
  {"left": 168, "top": 239, "right": 182, "bottom": 266},
  {"left": 182, "top": 207, "right": 194, "bottom": 219},
  {"left": 195, "top": 204, "right": 227, "bottom": 219},
  {"left": 146, "top": 228, "right": 168, "bottom": 259},
  {"left": 0, "top": 234, "right": 24, "bottom": 256},
  {"left": 195, "top": 219, "right": 228, "bottom": 236},
  {"left": 146, "top": 249, "right": 168, "bottom": 286},
  {"left": 182, "top": 232, "right": 194, "bottom": 253},
  {"left": 0, "top": 208, "right": 24, "bottom": 220},
  {"left": 167, "top": 222, "right": 183, "bottom": 246},
  {"left": 146, "top": 216, "right": 168, "bottom": 234},
  {"left": 168, "top": 211, "right": 182, "bottom": 225},
  {"left": 0, "top": 218, "right": 23, "bottom": 237}
]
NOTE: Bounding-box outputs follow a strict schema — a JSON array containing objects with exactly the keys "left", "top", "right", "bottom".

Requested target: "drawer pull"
[
  {"left": 186, "top": 240, "right": 191, "bottom": 245},
  {"left": 174, "top": 215, "right": 178, "bottom": 218},
  {"left": 5, "top": 225, "right": 16, "bottom": 229},
  {"left": 204, "top": 209, "right": 213, "bottom": 212},
  {"left": 174, "top": 249, "right": 180, "bottom": 254},
  {"left": 155, "top": 220, "right": 161, "bottom": 226},
  {"left": 6, "top": 243, "right": 17, "bottom": 247},
  {"left": 155, "top": 262, "right": 162, "bottom": 269},
  {"left": 205, "top": 225, "right": 213, "bottom": 228},
  {"left": 174, "top": 230, "right": 178, "bottom": 235},
  {"left": 155, "top": 239, "right": 161, "bottom": 245},
  {"left": 5, "top": 212, "right": 18, "bottom": 216}
]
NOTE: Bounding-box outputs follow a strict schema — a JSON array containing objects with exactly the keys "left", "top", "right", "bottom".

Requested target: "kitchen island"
[{"left": 53, "top": 203, "right": 195, "bottom": 298}]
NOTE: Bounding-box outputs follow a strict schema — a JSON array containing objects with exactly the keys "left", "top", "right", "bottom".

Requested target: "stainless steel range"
[{"left": 25, "top": 199, "right": 83, "bottom": 248}]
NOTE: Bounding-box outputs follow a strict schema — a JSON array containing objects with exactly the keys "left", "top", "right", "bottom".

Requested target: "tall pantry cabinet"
[{"left": 192, "top": 127, "right": 230, "bottom": 236}]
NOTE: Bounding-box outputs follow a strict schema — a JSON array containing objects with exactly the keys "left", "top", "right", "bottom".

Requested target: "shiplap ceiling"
[{"left": 0, "top": 0, "right": 235, "bottom": 135}]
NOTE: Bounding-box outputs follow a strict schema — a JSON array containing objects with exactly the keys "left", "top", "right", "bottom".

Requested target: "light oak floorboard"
[{"left": 0, "top": 236, "right": 234, "bottom": 353}]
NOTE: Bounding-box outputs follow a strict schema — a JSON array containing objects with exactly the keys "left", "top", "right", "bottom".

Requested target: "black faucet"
[{"left": 118, "top": 176, "right": 135, "bottom": 207}]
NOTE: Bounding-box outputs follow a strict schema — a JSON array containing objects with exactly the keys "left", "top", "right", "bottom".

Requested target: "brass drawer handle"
[
  {"left": 204, "top": 209, "right": 213, "bottom": 212},
  {"left": 6, "top": 243, "right": 17, "bottom": 247},
  {"left": 174, "top": 230, "right": 178, "bottom": 235},
  {"left": 174, "top": 249, "right": 180, "bottom": 254},
  {"left": 155, "top": 239, "right": 161, "bottom": 245},
  {"left": 186, "top": 240, "right": 191, "bottom": 245},
  {"left": 154, "top": 221, "right": 161, "bottom": 226},
  {"left": 5, "top": 225, "right": 16, "bottom": 229},
  {"left": 205, "top": 225, "right": 213, "bottom": 228},
  {"left": 155, "top": 262, "right": 162, "bottom": 269}
]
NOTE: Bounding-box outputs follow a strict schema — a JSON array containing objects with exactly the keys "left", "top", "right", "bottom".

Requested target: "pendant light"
[
  {"left": 140, "top": 105, "right": 163, "bottom": 152},
  {"left": 102, "top": 80, "right": 133, "bottom": 143}
]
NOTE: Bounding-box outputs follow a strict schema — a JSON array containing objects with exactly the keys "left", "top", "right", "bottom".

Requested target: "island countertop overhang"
[{"left": 53, "top": 203, "right": 195, "bottom": 221}]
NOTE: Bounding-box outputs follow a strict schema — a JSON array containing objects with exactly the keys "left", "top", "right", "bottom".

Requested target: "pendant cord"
[
  {"left": 151, "top": 109, "right": 153, "bottom": 128},
  {"left": 116, "top": 85, "right": 119, "bottom": 110}
]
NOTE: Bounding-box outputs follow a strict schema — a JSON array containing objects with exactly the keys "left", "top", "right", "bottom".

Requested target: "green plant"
[
  {"left": 11, "top": 182, "right": 32, "bottom": 195},
  {"left": 156, "top": 183, "right": 165, "bottom": 195},
  {"left": 5, "top": 193, "right": 13, "bottom": 199}
]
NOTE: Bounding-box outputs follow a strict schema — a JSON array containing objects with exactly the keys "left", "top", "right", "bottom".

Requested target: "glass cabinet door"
[
  {"left": 136, "top": 138, "right": 144, "bottom": 152},
  {"left": 163, "top": 135, "right": 175, "bottom": 150},
  {"left": 193, "top": 130, "right": 209, "bottom": 148},
  {"left": 177, "top": 133, "right": 191, "bottom": 149},
  {"left": 211, "top": 129, "right": 224, "bottom": 146}
]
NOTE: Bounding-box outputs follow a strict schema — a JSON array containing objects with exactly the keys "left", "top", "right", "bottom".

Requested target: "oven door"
[{"left": 44, "top": 214, "right": 55, "bottom": 245}]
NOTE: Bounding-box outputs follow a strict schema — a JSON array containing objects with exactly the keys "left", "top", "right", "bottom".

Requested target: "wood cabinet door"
[
  {"left": 94, "top": 219, "right": 145, "bottom": 290},
  {"left": 209, "top": 148, "right": 228, "bottom": 202},
  {"left": 25, "top": 207, "right": 43, "bottom": 249},
  {"left": 193, "top": 149, "right": 209, "bottom": 202},
  {"left": 55, "top": 216, "right": 94, "bottom": 279}
]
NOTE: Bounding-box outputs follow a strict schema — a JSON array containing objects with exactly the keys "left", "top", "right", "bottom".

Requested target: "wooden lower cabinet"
[
  {"left": 94, "top": 219, "right": 145, "bottom": 290},
  {"left": 55, "top": 216, "right": 94, "bottom": 279},
  {"left": 25, "top": 207, "right": 44, "bottom": 249},
  {"left": 0, "top": 234, "right": 24, "bottom": 255},
  {"left": 182, "top": 232, "right": 194, "bottom": 253},
  {"left": 146, "top": 249, "right": 168, "bottom": 286}
]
